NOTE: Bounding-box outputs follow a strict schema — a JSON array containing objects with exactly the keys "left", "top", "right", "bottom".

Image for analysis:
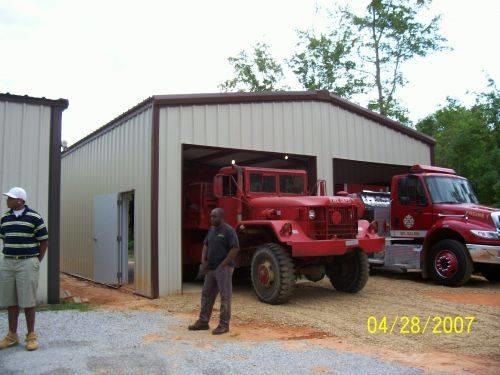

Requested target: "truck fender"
[{"left": 237, "top": 220, "right": 304, "bottom": 246}]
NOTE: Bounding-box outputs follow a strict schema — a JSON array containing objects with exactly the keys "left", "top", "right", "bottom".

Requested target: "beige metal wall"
[
  {"left": 0, "top": 100, "right": 51, "bottom": 304},
  {"left": 61, "top": 107, "right": 153, "bottom": 296},
  {"left": 157, "top": 101, "right": 431, "bottom": 295}
]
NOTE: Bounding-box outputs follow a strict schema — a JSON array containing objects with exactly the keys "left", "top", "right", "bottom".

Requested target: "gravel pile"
[{"left": 0, "top": 310, "right": 428, "bottom": 374}]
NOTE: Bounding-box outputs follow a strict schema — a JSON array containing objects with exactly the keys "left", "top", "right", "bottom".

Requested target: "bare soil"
[{"left": 59, "top": 271, "right": 500, "bottom": 375}]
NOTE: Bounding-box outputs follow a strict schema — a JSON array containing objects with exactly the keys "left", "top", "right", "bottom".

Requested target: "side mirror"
[{"left": 213, "top": 175, "right": 223, "bottom": 198}]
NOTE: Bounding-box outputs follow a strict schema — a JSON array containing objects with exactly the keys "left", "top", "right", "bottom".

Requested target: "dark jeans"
[{"left": 199, "top": 265, "right": 234, "bottom": 328}]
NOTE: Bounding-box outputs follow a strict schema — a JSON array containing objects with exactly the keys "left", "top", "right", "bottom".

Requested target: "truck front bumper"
[
  {"left": 467, "top": 244, "right": 500, "bottom": 264},
  {"left": 291, "top": 237, "right": 385, "bottom": 257}
]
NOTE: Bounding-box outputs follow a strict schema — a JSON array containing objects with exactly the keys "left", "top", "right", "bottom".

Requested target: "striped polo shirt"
[{"left": 0, "top": 206, "right": 49, "bottom": 256}]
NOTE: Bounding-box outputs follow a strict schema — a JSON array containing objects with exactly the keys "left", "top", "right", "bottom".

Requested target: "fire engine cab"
[{"left": 356, "top": 165, "right": 500, "bottom": 286}]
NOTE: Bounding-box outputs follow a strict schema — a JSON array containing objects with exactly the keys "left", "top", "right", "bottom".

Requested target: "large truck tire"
[
  {"left": 326, "top": 249, "right": 369, "bottom": 293},
  {"left": 251, "top": 243, "right": 295, "bottom": 304},
  {"left": 429, "top": 240, "right": 472, "bottom": 287},
  {"left": 481, "top": 265, "right": 500, "bottom": 283}
]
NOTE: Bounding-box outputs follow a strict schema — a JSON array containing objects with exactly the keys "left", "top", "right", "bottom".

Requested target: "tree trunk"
[{"left": 371, "top": 6, "right": 384, "bottom": 115}]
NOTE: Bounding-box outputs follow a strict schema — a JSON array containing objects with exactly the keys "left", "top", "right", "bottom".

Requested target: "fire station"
[{"left": 60, "top": 90, "right": 435, "bottom": 298}]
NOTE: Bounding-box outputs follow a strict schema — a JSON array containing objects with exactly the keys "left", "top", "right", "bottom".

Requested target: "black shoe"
[
  {"left": 212, "top": 325, "right": 229, "bottom": 335},
  {"left": 188, "top": 320, "right": 209, "bottom": 331}
]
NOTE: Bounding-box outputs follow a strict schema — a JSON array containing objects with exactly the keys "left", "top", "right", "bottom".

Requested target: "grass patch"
[{"left": 38, "top": 300, "right": 93, "bottom": 312}]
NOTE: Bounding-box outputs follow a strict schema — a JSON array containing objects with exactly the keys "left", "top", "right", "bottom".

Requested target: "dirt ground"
[{"left": 60, "top": 271, "right": 500, "bottom": 375}]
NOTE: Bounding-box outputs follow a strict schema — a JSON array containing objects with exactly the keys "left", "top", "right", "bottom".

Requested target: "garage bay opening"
[{"left": 181, "top": 144, "right": 316, "bottom": 285}]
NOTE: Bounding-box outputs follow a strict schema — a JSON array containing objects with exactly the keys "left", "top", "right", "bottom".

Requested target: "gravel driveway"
[{"left": 0, "top": 309, "right": 429, "bottom": 375}]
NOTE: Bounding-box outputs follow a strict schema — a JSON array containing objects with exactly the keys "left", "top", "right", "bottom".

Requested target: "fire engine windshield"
[
  {"left": 249, "top": 173, "right": 276, "bottom": 193},
  {"left": 426, "top": 176, "right": 479, "bottom": 204},
  {"left": 280, "top": 175, "right": 305, "bottom": 194}
]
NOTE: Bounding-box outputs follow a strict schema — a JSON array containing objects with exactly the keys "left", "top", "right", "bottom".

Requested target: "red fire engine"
[
  {"left": 183, "top": 165, "right": 384, "bottom": 304},
  {"left": 354, "top": 165, "right": 500, "bottom": 286}
]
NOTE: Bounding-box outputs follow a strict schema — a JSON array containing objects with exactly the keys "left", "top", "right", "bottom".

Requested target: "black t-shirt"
[{"left": 204, "top": 223, "right": 239, "bottom": 270}]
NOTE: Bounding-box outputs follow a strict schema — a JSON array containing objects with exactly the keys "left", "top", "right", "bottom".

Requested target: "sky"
[{"left": 1, "top": 0, "right": 498, "bottom": 146}]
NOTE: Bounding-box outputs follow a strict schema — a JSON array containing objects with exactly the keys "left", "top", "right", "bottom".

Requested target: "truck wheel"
[
  {"left": 251, "top": 243, "right": 295, "bottom": 304},
  {"left": 326, "top": 249, "right": 369, "bottom": 293},
  {"left": 481, "top": 265, "right": 500, "bottom": 283},
  {"left": 429, "top": 240, "right": 472, "bottom": 287}
]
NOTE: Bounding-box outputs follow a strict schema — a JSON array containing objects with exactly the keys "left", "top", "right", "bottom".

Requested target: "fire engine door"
[{"left": 391, "top": 175, "right": 432, "bottom": 238}]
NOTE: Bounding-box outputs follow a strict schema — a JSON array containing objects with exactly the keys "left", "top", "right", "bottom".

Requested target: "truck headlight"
[
  {"left": 470, "top": 230, "right": 500, "bottom": 240},
  {"left": 309, "top": 209, "right": 316, "bottom": 220}
]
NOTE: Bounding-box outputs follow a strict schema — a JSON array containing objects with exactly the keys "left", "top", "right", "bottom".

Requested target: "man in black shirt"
[{"left": 189, "top": 208, "right": 239, "bottom": 335}]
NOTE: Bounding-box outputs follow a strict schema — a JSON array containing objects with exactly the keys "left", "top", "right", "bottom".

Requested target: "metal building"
[
  {"left": 60, "top": 91, "right": 434, "bottom": 298},
  {"left": 0, "top": 93, "right": 68, "bottom": 304}
]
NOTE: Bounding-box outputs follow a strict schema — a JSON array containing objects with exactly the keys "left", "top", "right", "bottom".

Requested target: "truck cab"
[{"left": 364, "top": 164, "right": 500, "bottom": 286}]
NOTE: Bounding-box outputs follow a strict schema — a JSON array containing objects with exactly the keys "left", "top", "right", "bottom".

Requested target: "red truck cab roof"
[{"left": 409, "top": 164, "right": 456, "bottom": 175}]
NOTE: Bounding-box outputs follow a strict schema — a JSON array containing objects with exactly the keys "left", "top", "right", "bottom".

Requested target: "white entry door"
[{"left": 93, "top": 193, "right": 121, "bottom": 285}]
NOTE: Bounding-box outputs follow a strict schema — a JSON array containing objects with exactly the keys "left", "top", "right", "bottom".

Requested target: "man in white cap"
[{"left": 0, "top": 187, "right": 48, "bottom": 351}]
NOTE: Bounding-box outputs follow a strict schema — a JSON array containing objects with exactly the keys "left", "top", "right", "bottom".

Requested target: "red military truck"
[
  {"left": 354, "top": 165, "right": 500, "bottom": 286},
  {"left": 183, "top": 165, "right": 384, "bottom": 304}
]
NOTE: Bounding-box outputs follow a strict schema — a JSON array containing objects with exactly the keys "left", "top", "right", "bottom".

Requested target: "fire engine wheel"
[
  {"left": 429, "top": 240, "right": 472, "bottom": 287},
  {"left": 326, "top": 249, "right": 369, "bottom": 293},
  {"left": 251, "top": 243, "right": 295, "bottom": 305}
]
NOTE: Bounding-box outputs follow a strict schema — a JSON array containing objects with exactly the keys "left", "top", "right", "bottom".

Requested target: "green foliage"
[
  {"left": 350, "top": 0, "right": 448, "bottom": 122},
  {"left": 38, "top": 300, "right": 92, "bottom": 312},
  {"left": 288, "top": 11, "right": 366, "bottom": 98},
  {"left": 417, "top": 80, "right": 500, "bottom": 206},
  {"left": 220, "top": 1, "right": 447, "bottom": 125},
  {"left": 219, "top": 43, "right": 288, "bottom": 92}
]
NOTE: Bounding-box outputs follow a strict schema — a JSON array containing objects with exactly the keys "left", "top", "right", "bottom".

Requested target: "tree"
[
  {"left": 417, "top": 80, "right": 500, "bottom": 206},
  {"left": 220, "top": 1, "right": 447, "bottom": 124},
  {"left": 219, "top": 43, "right": 287, "bottom": 92},
  {"left": 351, "top": 0, "right": 448, "bottom": 122},
  {"left": 288, "top": 11, "right": 366, "bottom": 98}
]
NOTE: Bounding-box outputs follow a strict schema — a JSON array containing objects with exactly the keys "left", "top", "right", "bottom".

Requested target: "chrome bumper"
[{"left": 467, "top": 244, "right": 500, "bottom": 264}]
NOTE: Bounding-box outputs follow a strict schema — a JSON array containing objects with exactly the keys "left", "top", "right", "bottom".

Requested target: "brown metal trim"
[
  {"left": 153, "top": 91, "right": 435, "bottom": 145},
  {"left": 150, "top": 104, "right": 160, "bottom": 298},
  {"left": 47, "top": 104, "right": 68, "bottom": 304},
  {"left": 133, "top": 290, "right": 155, "bottom": 299},
  {"left": 0, "top": 93, "right": 68, "bottom": 109},
  {"left": 63, "top": 91, "right": 434, "bottom": 160}
]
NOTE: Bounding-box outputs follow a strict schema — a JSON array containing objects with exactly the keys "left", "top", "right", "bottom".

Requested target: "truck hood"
[
  {"left": 248, "top": 195, "right": 355, "bottom": 208},
  {"left": 436, "top": 203, "right": 500, "bottom": 229}
]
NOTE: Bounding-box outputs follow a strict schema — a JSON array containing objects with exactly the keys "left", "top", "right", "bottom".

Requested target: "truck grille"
[{"left": 308, "top": 206, "right": 358, "bottom": 240}]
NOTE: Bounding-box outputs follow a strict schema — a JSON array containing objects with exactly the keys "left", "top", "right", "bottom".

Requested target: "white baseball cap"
[{"left": 3, "top": 187, "right": 27, "bottom": 201}]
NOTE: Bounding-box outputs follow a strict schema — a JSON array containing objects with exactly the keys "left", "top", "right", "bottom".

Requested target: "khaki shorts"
[{"left": 0, "top": 257, "right": 40, "bottom": 308}]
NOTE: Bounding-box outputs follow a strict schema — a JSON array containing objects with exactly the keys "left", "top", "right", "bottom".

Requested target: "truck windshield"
[
  {"left": 280, "top": 175, "right": 305, "bottom": 194},
  {"left": 249, "top": 173, "right": 276, "bottom": 193},
  {"left": 426, "top": 176, "right": 479, "bottom": 204}
]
